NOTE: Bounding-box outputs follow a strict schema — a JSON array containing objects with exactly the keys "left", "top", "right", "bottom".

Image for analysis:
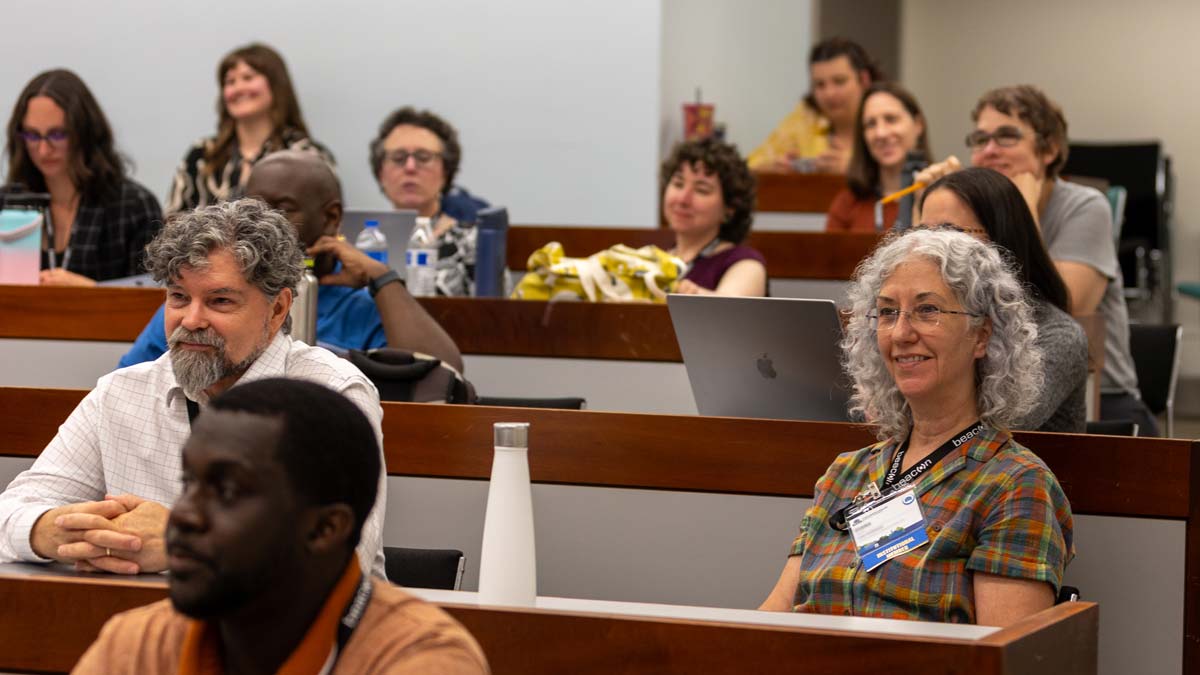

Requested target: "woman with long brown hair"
[
  {"left": 166, "top": 43, "right": 330, "bottom": 215},
  {"left": 824, "top": 82, "right": 935, "bottom": 232},
  {"left": 4, "top": 69, "right": 162, "bottom": 285}
]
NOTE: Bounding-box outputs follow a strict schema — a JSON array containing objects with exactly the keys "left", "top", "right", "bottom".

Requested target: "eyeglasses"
[
  {"left": 19, "top": 128, "right": 68, "bottom": 148},
  {"left": 965, "top": 126, "right": 1024, "bottom": 150},
  {"left": 385, "top": 149, "right": 442, "bottom": 168},
  {"left": 912, "top": 222, "right": 987, "bottom": 237},
  {"left": 867, "top": 304, "right": 981, "bottom": 332}
]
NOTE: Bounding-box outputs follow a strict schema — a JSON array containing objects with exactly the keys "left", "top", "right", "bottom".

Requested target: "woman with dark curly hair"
[
  {"left": 369, "top": 106, "right": 490, "bottom": 296},
  {"left": 165, "top": 43, "right": 331, "bottom": 216},
  {"left": 5, "top": 69, "right": 162, "bottom": 285},
  {"left": 661, "top": 138, "right": 766, "bottom": 296}
]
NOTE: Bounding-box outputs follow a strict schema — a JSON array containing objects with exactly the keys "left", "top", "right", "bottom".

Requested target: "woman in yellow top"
[{"left": 747, "top": 38, "right": 883, "bottom": 174}]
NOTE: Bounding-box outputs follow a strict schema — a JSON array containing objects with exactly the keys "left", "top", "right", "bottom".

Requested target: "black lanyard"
[
  {"left": 330, "top": 573, "right": 373, "bottom": 670},
  {"left": 185, "top": 398, "right": 201, "bottom": 427},
  {"left": 829, "top": 421, "right": 984, "bottom": 532},
  {"left": 882, "top": 420, "right": 985, "bottom": 490},
  {"left": 696, "top": 236, "right": 722, "bottom": 259}
]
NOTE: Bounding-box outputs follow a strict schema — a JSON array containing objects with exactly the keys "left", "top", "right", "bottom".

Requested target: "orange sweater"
[{"left": 824, "top": 188, "right": 899, "bottom": 233}]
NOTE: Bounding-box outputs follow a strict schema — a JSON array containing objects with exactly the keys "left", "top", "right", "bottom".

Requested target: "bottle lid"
[
  {"left": 493, "top": 422, "right": 529, "bottom": 448},
  {"left": 303, "top": 257, "right": 315, "bottom": 269},
  {"left": 365, "top": 220, "right": 379, "bottom": 228}
]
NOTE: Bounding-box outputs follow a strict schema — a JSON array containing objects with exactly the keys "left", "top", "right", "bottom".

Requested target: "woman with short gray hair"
[{"left": 761, "top": 228, "right": 1073, "bottom": 626}]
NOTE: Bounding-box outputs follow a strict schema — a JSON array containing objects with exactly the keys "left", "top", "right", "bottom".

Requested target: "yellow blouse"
[{"left": 746, "top": 102, "right": 831, "bottom": 170}]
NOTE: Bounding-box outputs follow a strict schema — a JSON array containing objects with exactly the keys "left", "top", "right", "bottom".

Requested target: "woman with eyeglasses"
[
  {"left": 825, "top": 82, "right": 939, "bottom": 232},
  {"left": 4, "top": 69, "right": 162, "bottom": 285},
  {"left": 760, "top": 227, "right": 1073, "bottom": 626},
  {"left": 917, "top": 85, "right": 1153, "bottom": 435},
  {"left": 165, "top": 43, "right": 331, "bottom": 216},
  {"left": 919, "top": 167, "right": 1087, "bottom": 433},
  {"left": 368, "top": 107, "right": 490, "bottom": 296}
]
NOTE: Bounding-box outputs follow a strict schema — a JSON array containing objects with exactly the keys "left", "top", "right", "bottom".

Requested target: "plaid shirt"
[
  {"left": 789, "top": 425, "right": 1073, "bottom": 623},
  {"left": 47, "top": 178, "right": 162, "bottom": 281}
]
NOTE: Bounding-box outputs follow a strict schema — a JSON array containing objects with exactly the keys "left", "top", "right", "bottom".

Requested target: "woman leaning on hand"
[
  {"left": 5, "top": 69, "right": 162, "bottom": 285},
  {"left": 747, "top": 37, "right": 882, "bottom": 174},
  {"left": 761, "top": 228, "right": 1073, "bottom": 626},
  {"left": 166, "top": 43, "right": 331, "bottom": 216}
]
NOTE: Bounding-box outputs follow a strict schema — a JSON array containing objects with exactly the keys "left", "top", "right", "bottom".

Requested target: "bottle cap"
[
  {"left": 365, "top": 220, "right": 379, "bottom": 228},
  {"left": 493, "top": 422, "right": 529, "bottom": 448},
  {"left": 303, "top": 257, "right": 315, "bottom": 269}
]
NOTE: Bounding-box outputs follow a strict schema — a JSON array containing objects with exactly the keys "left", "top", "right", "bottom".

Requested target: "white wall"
[
  {"left": 0, "top": 0, "right": 661, "bottom": 227},
  {"left": 660, "top": 0, "right": 814, "bottom": 161},
  {"left": 900, "top": 0, "right": 1200, "bottom": 374}
]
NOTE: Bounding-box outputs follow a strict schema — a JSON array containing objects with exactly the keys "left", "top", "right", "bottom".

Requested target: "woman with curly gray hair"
[
  {"left": 661, "top": 138, "right": 766, "bottom": 296},
  {"left": 761, "top": 228, "right": 1073, "bottom": 627}
]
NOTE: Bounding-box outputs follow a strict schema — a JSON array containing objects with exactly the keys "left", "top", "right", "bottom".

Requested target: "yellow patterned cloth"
[
  {"left": 746, "top": 102, "right": 832, "bottom": 170},
  {"left": 511, "top": 242, "right": 686, "bottom": 303}
]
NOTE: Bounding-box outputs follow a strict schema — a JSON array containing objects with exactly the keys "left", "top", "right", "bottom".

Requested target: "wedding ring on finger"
[{"left": 106, "top": 548, "right": 111, "bottom": 557}]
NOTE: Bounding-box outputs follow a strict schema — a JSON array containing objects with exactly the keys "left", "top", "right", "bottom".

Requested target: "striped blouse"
[{"left": 164, "top": 128, "right": 333, "bottom": 216}]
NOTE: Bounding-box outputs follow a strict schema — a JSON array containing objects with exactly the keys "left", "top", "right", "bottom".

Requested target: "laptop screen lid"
[
  {"left": 341, "top": 209, "right": 418, "bottom": 267},
  {"left": 667, "top": 294, "right": 851, "bottom": 421}
]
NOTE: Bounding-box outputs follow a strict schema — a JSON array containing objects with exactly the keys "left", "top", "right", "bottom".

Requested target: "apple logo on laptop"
[{"left": 756, "top": 353, "right": 777, "bottom": 379}]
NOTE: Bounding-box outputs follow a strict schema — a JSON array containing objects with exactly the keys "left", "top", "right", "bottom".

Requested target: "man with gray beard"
[{"left": 0, "top": 199, "right": 387, "bottom": 577}]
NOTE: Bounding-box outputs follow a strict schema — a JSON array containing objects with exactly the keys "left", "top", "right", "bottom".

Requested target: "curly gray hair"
[
  {"left": 145, "top": 198, "right": 304, "bottom": 333},
  {"left": 842, "top": 228, "right": 1043, "bottom": 440}
]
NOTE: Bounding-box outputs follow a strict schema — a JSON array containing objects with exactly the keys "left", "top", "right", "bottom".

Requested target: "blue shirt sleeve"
[{"left": 117, "top": 304, "right": 168, "bottom": 369}]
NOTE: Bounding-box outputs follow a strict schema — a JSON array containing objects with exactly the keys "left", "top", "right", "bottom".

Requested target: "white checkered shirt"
[{"left": 0, "top": 332, "right": 387, "bottom": 577}]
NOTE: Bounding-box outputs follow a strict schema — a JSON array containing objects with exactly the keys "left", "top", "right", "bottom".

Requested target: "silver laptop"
[
  {"left": 667, "top": 295, "right": 851, "bottom": 421},
  {"left": 341, "top": 209, "right": 418, "bottom": 268}
]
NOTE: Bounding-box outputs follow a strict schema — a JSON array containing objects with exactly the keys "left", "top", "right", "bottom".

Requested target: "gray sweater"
[{"left": 1019, "top": 299, "right": 1088, "bottom": 433}]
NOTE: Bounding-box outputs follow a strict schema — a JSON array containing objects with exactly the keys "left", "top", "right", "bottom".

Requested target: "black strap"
[
  {"left": 331, "top": 573, "right": 373, "bottom": 667},
  {"left": 696, "top": 236, "right": 723, "bottom": 259},
  {"left": 185, "top": 398, "right": 201, "bottom": 427},
  {"left": 882, "top": 420, "right": 985, "bottom": 490},
  {"left": 829, "top": 421, "right": 985, "bottom": 533}
]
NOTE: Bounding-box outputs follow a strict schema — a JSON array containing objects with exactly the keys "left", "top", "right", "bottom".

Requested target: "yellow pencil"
[{"left": 877, "top": 181, "right": 927, "bottom": 206}]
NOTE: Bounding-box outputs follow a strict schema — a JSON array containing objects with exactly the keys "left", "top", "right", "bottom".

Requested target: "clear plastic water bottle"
[
  {"left": 406, "top": 216, "right": 439, "bottom": 297},
  {"left": 355, "top": 220, "right": 388, "bottom": 265}
]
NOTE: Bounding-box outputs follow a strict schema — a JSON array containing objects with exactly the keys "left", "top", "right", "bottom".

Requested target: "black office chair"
[
  {"left": 1063, "top": 142, "right": 1174, "bottom": 320},
  {"left": 476, "top": 395, "right": 586, "bottom": 410},
  {"left": 348, "top": 349, "right": 476, "bottom": 404},
  {"left": 383, "top": 546, "right": 465, "bottom": 590},
  {"left": 1085, "top": 420, "right": 1139, "bottom": 437},
  {"left": 1127, "top": 323, "right": 1183, "bottom": 437}
]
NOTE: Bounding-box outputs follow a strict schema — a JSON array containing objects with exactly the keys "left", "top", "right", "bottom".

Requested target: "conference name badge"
[{"left": 845, "top": 484, "right": 930, "bottom": 572}]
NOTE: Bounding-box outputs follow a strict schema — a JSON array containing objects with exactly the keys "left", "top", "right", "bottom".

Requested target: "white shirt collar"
[{"left": 163, "top": 330, "right": 293, "bottom": 409}]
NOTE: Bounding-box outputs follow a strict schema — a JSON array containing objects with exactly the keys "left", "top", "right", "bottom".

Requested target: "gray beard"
[{"left": 169, "top": 324, "right": 270, "bottom": 400}]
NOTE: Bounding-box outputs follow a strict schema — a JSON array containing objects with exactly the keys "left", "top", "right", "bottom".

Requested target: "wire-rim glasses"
[{"left": 867, "top": 304, "right": 982, "bottom": 332}]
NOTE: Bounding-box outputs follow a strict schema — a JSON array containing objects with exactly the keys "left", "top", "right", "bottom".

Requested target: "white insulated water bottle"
[{"left": 477, "top": 422, "right": 536, "bottom": 606}]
